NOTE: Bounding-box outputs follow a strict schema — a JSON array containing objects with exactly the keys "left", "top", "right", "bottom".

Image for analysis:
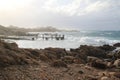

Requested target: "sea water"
[{"left": 12, "top": 31, "right": 120, "bottom": 49}]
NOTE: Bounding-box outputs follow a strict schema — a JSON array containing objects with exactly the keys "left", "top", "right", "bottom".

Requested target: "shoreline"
[{"left": 0, "top": 40, "right": 120, "bottom": 80}]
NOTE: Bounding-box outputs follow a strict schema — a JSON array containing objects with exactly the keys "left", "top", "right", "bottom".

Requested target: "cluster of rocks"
[{"left": 0, "top": 40, "right": 120, "bottom": 80}]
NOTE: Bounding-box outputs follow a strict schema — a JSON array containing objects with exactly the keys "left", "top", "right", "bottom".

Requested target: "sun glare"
[{"left": 0, "top": 0, "right": 32, "bottom": 10}]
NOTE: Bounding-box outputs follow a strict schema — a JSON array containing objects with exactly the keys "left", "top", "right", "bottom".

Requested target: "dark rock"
[
  {"left": 79, "top": 45, "right": 106, "bottom": 58},
  {"left": 98, "top": 44, "right": 116, "bottom": 51},
  {"left": 106, "top": 52, "right": 115, "bottom": 58},
  {"left": 26, "top": 49, "right": 41, "bottom": 57},
  {"left": 0, "top": 41, "right": 39, "bottom": 67},
  {"left": 113, "top": 43, "right": 120, "bottom": 47},
  {"left": 39, "top": 54, "right": 52, "bottom": 62},
  {"left": 114, "top": 72, "right": 120, "bottom": 78},
  {"left": 44, "top": 48, "right": 67, "bottom": 59},
  {"left": 3, "top": 42, "right": 19, "bottom": 50},
  {"left": 75, "top": 52, "right": 87, "bottom": 62},
  {"left": 61, "top": 56, "right": 75, "bottom": 64},
  {"left": 114, "top": 50, "right": 120, "bottom": 59},
  {"left": 78, "top": 70, "right": 84, "bottom": 74},
  {"left": 51, "top": 60, "right": 67, "bottom": 68},
  {"left": 44, "top": 52, "right": 57, "bottom": 61},
  {"left": 107, "top": 50, "right": 120, "bottom": 59},
  {"left": 91, "top": 59, "right": 107, "bottom": 69}
]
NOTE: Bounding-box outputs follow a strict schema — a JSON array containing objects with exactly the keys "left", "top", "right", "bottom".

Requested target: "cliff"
[{"left": 0, "top": 25, "right": 26, "bottom": 36}]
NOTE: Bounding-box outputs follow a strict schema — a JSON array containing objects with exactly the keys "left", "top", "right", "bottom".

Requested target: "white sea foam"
[
  {"left": 13, "top": 37, "right": 120, "bottom": 49},
  {"left": 10, "top": 31, "right": 120, "bottom": 49}
]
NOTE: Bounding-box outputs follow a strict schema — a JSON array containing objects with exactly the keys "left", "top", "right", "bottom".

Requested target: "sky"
[{"left": 0, "top": 0, "right": 120, "bottom": 30}]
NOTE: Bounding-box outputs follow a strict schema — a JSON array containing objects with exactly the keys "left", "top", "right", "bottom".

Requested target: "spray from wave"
[{"left": 11, "top": 31, "right": 120, "bottom": 49}]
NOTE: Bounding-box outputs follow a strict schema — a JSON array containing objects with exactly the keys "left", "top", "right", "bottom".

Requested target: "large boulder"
[
  {"left": 113, "top": 43, "right": 120, "bottom": 47},
  {"left": 39, "top": 54, "right": 50, "bottom": 62},
  {"left": 44, "top": 48, "right": 67, "bottom": 59},
  {"left": 79, "top": 45, "right": 106, "bottom": 58},
  {"left": 98, "top": 44, "right": 116, "bottom": 51},
  {"left": 25, "top": 49, "right": 41, "bottom": 57},
  {"left": 0, "top": 40, "right": 19, "bottom": 50},
  {"left": 114, "top": 50, "right": 120, "bottom": 59},
  {"left": 107, "top": 50, "right": 120, "bottom": 59},
  {"left": 90, "top": 59, "right": 107, "bottom": 69},
  {"left": 106, "top": 52, "right": 115, "bottom": 58},
  {"left": 0, "top": 41, "right": 39, "bottom": 67}
]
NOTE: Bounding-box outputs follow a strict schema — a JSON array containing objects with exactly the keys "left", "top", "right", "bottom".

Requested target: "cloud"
[
  {"left": 42, "top": 0, "right": 115, "bottom": 16},
  {"left": 0, "top": 0, "right": 120, "bottom": 30}
]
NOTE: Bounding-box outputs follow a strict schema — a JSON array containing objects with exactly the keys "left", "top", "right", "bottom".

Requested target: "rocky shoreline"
[{"left": 0, "top": 40, "right": 120, "bottom": 80}]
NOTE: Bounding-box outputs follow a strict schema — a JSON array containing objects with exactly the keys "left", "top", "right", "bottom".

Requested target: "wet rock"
[
  {"left": 91, "top": 59, "right": 107, "bottom": 69},
  {"left": 51, "top": 60, "right": 67, "bottom": 68},
  {"left": 113, "top": 43, "right": 120, "bottom": 47},
  {"left": 79, "top": 45, "right": 106, "bottom": 58},
  {"left": 98, "top": 44, "right": 116, "bottom": 51}
]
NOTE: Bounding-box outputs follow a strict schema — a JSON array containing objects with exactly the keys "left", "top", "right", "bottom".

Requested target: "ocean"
[{"left": 11, "top": 31, "right": 120, "bottom": 49}]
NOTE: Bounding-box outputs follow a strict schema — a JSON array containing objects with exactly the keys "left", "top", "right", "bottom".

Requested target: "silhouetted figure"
[
  {"left": 61, "top": 35, "right": 65, "bottom": 40},
  {"left": 42, "top": 34, "right": 45, "bottom": 40},
  {"left": 45, "top": 37, "right": 49, "bottom": 40},
  {"left": 32, "top": 38, "right": 35, "bottom": 40}
]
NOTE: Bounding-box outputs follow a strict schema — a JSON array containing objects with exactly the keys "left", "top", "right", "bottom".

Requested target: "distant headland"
[{"left": 0, "top": 25, "right": 78, "bottom": 36}]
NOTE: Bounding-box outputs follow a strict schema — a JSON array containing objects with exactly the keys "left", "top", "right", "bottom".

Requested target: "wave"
[
  {"left": 66, "top": 36, "right": 120, "bottom": 46},
  {"left": 11, "top": 31, "right": 120, "bottom": 49}
]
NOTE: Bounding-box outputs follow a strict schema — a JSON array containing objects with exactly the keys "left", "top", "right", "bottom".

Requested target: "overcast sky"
[{"left": 0, "top": 0, "right": 120, "bottom": 30}]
